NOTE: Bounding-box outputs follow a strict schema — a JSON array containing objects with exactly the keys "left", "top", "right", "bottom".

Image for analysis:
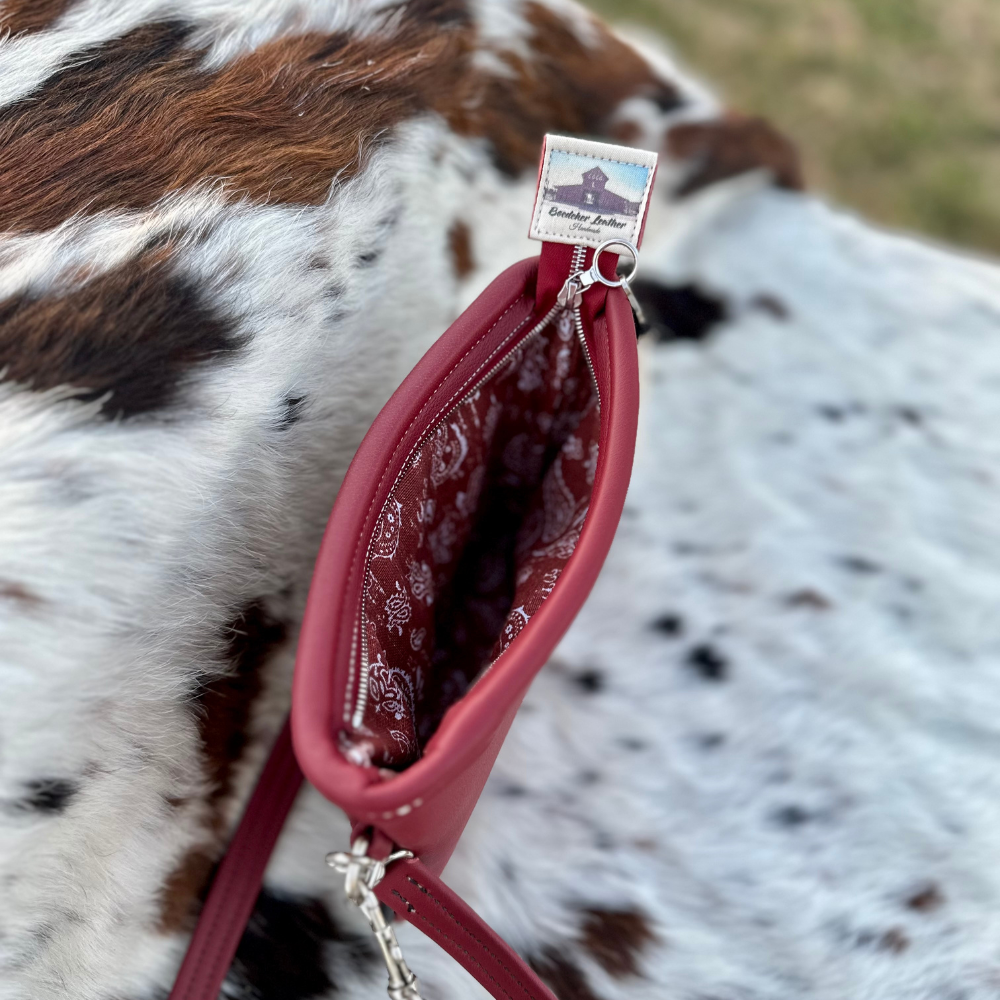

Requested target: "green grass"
[{"left": 586, "top": 0, "right": 1000, "bottom": 254}]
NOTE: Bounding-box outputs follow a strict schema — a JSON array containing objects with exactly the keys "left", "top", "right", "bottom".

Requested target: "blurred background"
[{"left": 587, "top": 0, "right": 1000, "bottom": 255}]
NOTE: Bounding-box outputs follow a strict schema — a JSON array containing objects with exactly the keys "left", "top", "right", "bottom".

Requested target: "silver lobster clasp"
[{"left": 326, "top": 836, "right": 423, "bottom": 1000}]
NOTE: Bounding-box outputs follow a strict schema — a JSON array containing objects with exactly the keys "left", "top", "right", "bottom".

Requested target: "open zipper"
[{"left": 349, "top": 244, "right": 599, "bottom": 731}]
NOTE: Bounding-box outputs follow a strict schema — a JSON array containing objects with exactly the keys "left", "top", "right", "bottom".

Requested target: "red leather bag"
[{"left": 169, "top": 135, "right": 656, "bottom": 1000}]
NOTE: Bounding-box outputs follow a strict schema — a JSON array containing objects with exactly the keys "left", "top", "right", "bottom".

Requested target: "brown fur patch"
[
  {"left": 0, "top": 0, "right": 74, "bottom": 36},
  {"left": 157, "top": 601, "right": 287, "bottom": 933},
  {"left": 395, "top": 0, "right": 470, "bottom": 27},
  {"left": 0, "top": 3, "right": 676, "bottom": 231},
  {"left": 0, "top": 249, "right": 243, "bottom": 417},
  {"left": 668, "top": 113, "right": 804, "bottom": 197},
  {"left": 0, "top": 15, "right": 469, "bottom": 232},
  {"left": 447, "top": 220, "right": 475, "bottom": 278},
  {"left": 750, "top": 292, "right": 791, "bottom": 320},
  {"left": 0, "top": 580, "right": 43, "bottom": 606},
  {"left": 609, "top": 120, "right": 644, "bottom": 145},
  {"left": 157, "top": 846, "right": 216, "bottom": 933},
  {"left": 906, "top": 883, "right": 945, "bottom": 912},
  {"left": 579, "top": 908, "right": 657, "bottom": 978},
  {"left": 443, "top": 3, "right": 679, "bottom": 176},
  {"left": 878, "top": 927, "right": 910, "bottom": 954},
  {"left": 785, "top": 588, "right": 832, "bottom": 610},
  {"left": 197, "top": 600, "right": 287, "bottom": 827},
  {"left": 529, "top": 947, "right": 604, "bottom": 1000}
]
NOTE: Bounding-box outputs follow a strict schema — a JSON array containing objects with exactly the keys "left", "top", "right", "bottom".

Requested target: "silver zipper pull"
[
  {"left": 556, "top": 274, "right": 583, "bottom": 311},
  {"left": 327, "top": 837, "right": 423, "bottom": 1000},
  {"left": 555, "top": 254, "right": 604, "bottom": 311}
]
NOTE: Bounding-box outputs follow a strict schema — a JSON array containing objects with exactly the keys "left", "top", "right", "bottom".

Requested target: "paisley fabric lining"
[{"left": 346, "top": 312, "right": 598, "bottom": 768}]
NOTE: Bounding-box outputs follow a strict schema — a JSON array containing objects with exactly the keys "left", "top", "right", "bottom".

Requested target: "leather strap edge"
[
  {"left": 376, "top": 855, "right": 558, "bottom": 1000},
  {"left": 167, "top": 719, "right": 303, "bottom": 1000}
]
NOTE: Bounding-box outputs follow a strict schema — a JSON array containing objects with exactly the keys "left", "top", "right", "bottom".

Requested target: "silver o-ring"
[{"left": 591, "top": 239, "right": 640, "bottom": 288}]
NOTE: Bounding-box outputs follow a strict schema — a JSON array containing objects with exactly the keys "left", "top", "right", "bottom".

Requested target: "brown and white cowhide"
[{"left": 2, "top": 2, "right": 998, "bottom": 999}]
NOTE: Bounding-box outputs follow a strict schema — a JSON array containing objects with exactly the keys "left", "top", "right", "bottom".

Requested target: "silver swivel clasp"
[{"left": 326, "top": 836, "right": 423, "bottom": 1000}]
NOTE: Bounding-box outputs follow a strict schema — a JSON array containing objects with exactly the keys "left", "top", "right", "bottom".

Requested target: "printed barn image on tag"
[{"left": 529, "top": 135, "right": 658, "bottom": 250}]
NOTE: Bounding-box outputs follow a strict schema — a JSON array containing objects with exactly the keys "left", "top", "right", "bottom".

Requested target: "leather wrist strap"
[
  {"left": 168, "top": 721, "right": 556, "bottom": 1000},
  {"left": 374, "top": 852, "right": 557, "bottom": 1000}
]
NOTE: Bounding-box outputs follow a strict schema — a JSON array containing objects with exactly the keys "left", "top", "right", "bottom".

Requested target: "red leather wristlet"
[
  {"left": 169, "top": 134, "right": 656, "bottom": 1000},
  {"left": 169, "top": 263, "right": 638, "bottom": 1000},
  {"left": 292, "top": 252, "right": 639, "bottom": 871}
]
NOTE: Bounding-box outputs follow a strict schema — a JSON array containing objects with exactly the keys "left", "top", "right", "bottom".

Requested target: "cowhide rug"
[{"left": 1, "top": 2, "right": 997, "bottom": 999}]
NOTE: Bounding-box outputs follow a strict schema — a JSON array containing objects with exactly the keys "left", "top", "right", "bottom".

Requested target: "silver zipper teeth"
[
  {"left": 350, "top": 244, "right": 596, "bottom": 730},
  {"left": 344, "top": 618, "right": 359, "bottom": 724},
  {"left": 568, "top": 244, "right": 602, "bottom": 412},
  {"left": 350, "top": 305, "right": 546, "bottom": 729},
  {"left": 573, "top": 305, "right": 601, "bottom": 411}
]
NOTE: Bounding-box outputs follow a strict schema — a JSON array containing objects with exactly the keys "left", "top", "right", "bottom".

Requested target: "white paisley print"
[
  {"left": 371, "top": 497, "right": 403, "bottom": 560},
  {"left": 384, "top": 580, "right": 412, "bottom": 636},
  {"left": 407, "top": 560, "right": 434, "bottom": 606}
]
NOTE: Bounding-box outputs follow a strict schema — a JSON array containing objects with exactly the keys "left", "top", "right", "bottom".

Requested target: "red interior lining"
[{"left": 344, "top": 311, "right": 598, "bottom": 769}]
